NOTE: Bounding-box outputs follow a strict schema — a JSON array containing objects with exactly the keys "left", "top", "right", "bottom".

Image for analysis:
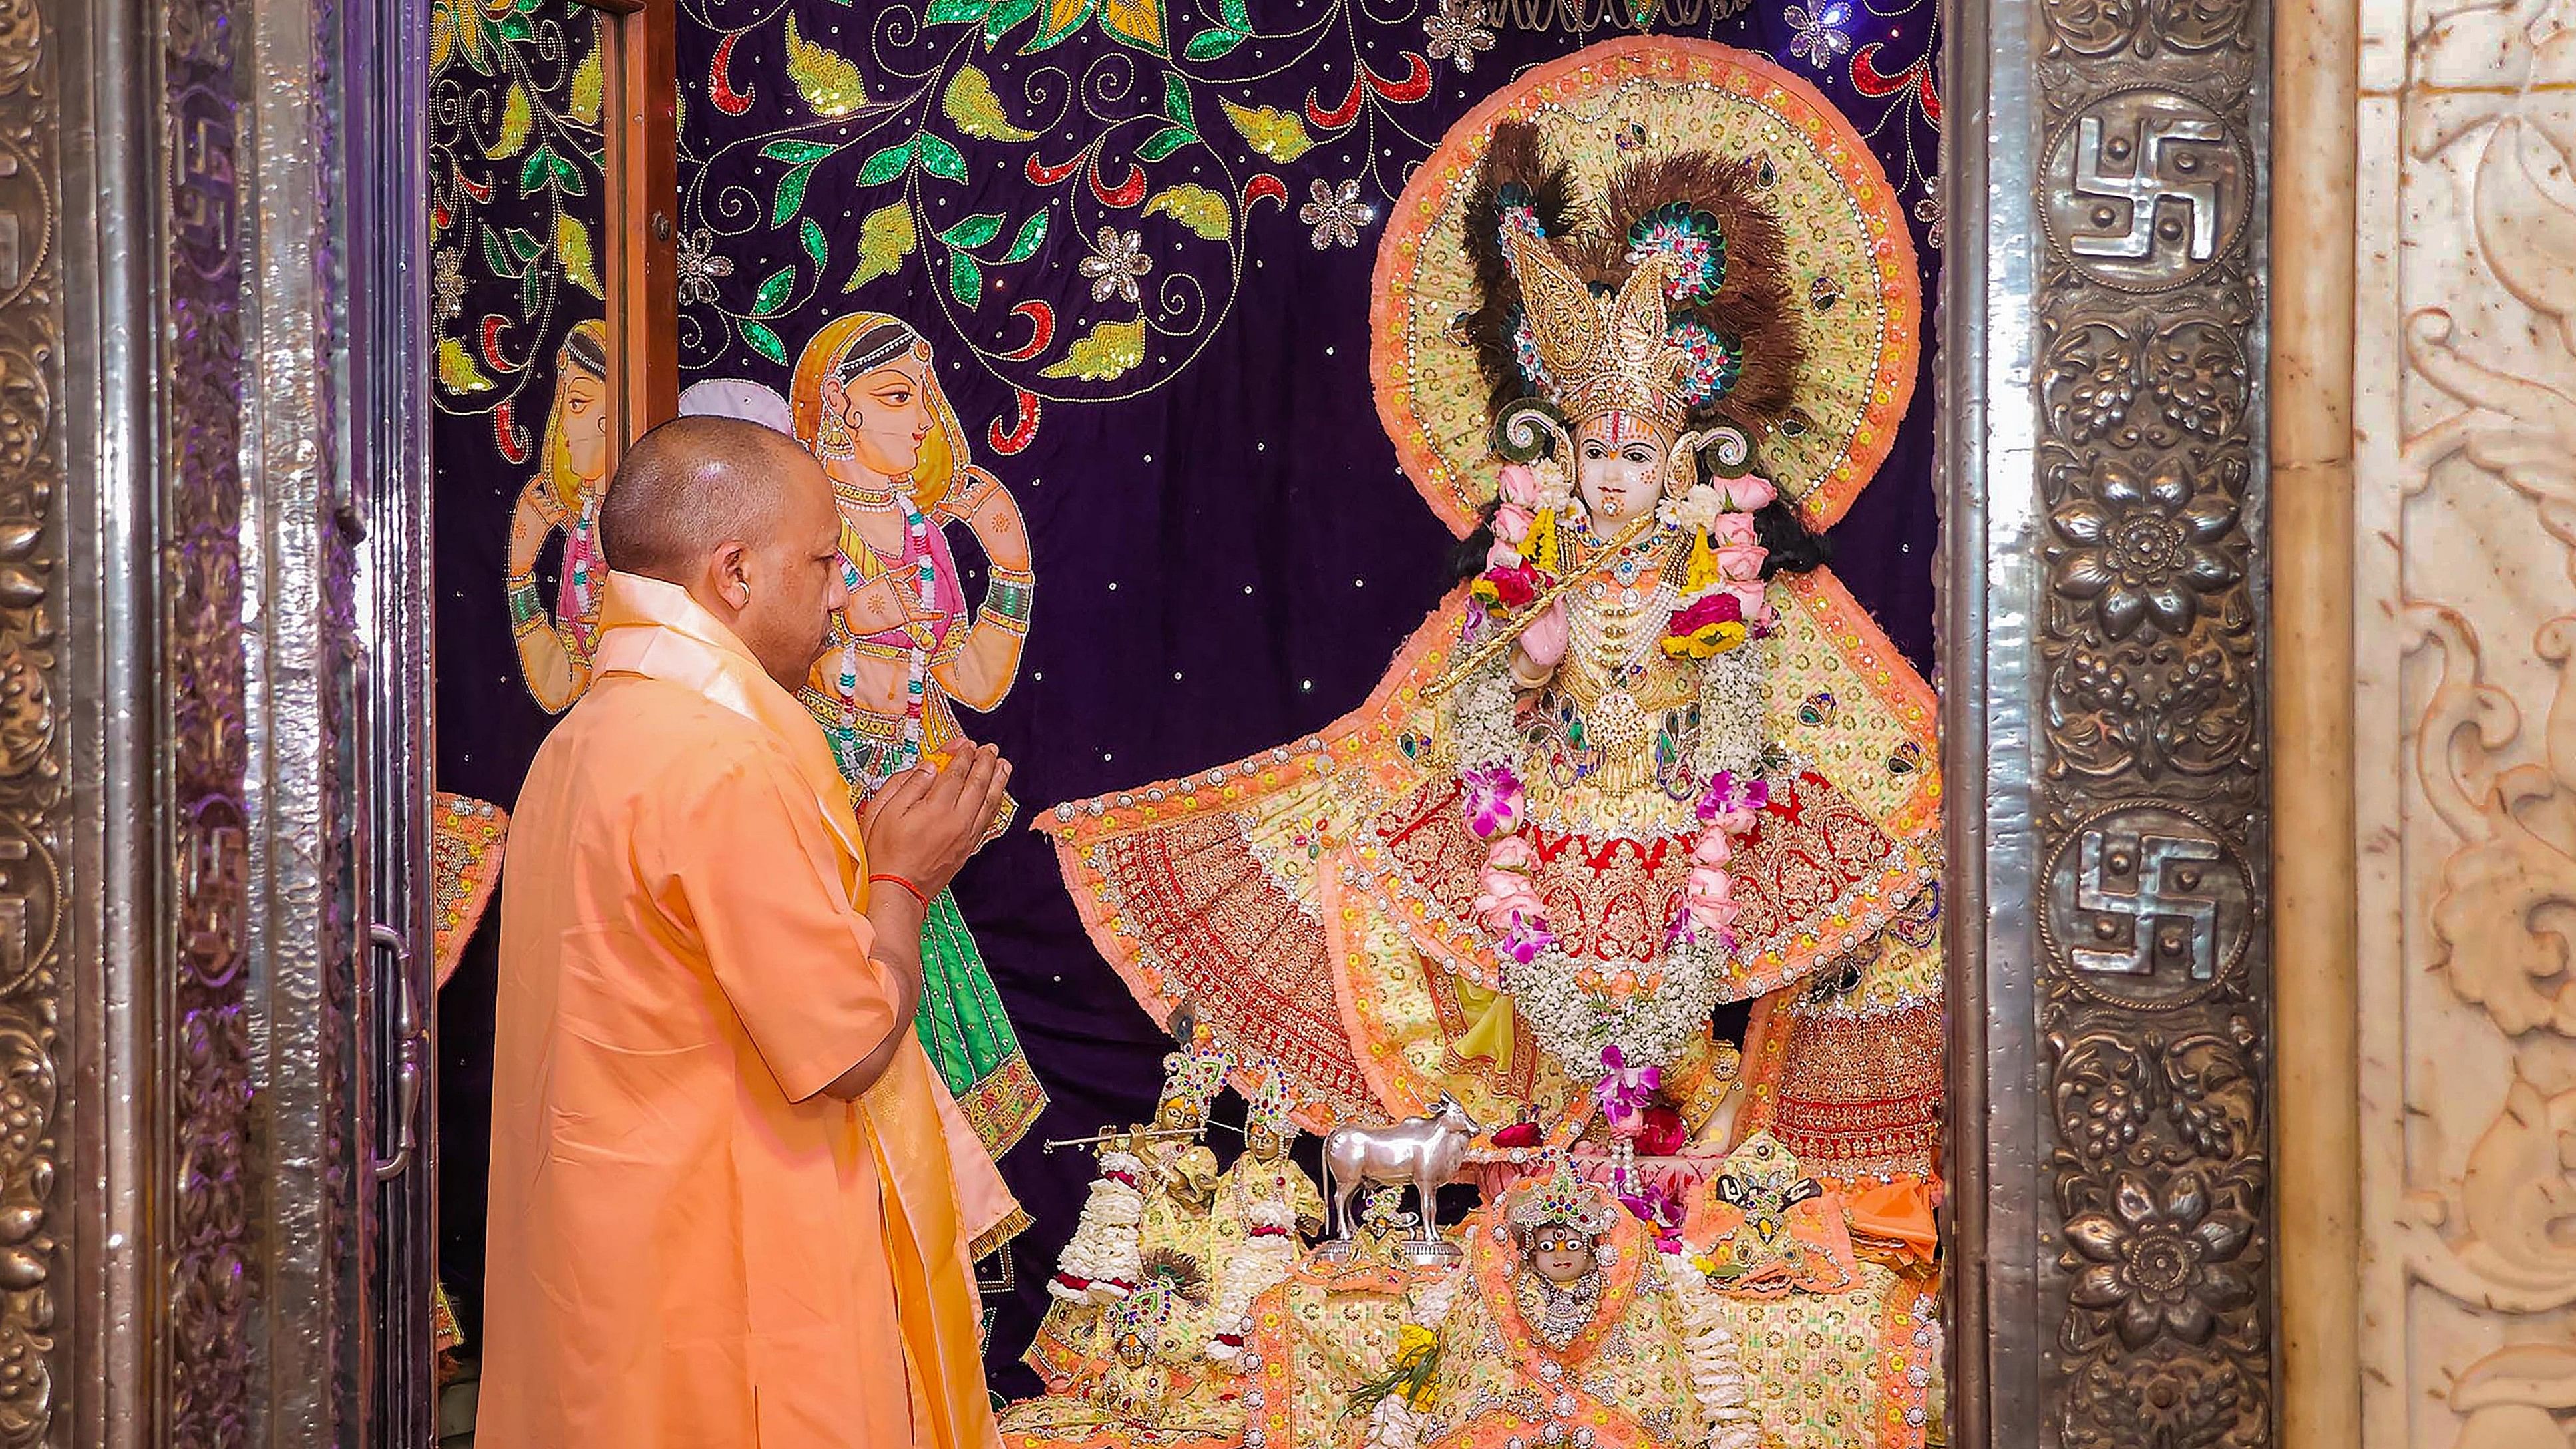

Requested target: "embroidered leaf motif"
[
  {"left": 773, "top": 162, "right": 821, "bottom": 226},
  {"left": 948, "top": 252, "right": 984, "bottom": 309},
  {"left": 1037, "top": 317, "right": 1145, "bottom": 381},
  {"left": 926, "top": 0, "right": 991, "bottom": 22},
  {"left": 848, "top": 204, "right": 917, "bottom": 290},
  {"left": 1215, "top": 0, "right": 1248, "bottom": 28},
  {"left": 489, "top": 83, "right": 534, "bottom": 158},
  {"left": 1137, "top": 126, "right": 1194, "bottom": 162},
  {"left": 858, "top": 138, "right": 917, "bottom": 186},
  {"left": 1161, "top": 72, "right": 1195, "bottom": 129},
  {"left": 568, "top": 42, "right": 603, "bottom": 126},
  {"left": 984, "top": 0, "right": 1041, "bottom": 44},
  {"left": 502, "top": 227, "right": 544, "bottom": 263},
  {"left": 761, "top": 138, "right": 840, "bottom": 166},
  {"left": 452, "top": 3, "right": 496, "bottom": 73},
  {"left": 429, "top": 4, "right": 455, "bottom": 72},
  {"left": 740, "top": 317, "right": 789, "bottom": 365},
  {"left": 998, "top": 210, "right": 1050, "bottom": 264},
  {"left": 518, "top": 144, "right": 556, "bottom": 196},
  {"left": 1182, "top": 26, "right": 1246, "bottom": 59},
  {"left": 939, "top": 212, "right": 1007, "bottom": 250},
  {"left": 1143, "top": 184, "right": 1229, "bottom": 239},
  {"left": 785, "top": 15, "right": 869, "bottom": 116},
  {"left": 801, "top": 216, "right": 829, "bottom": 271},
  {"left": 944, "top": 64, "right": 1038, "bottom": 142},
  {"left": 753, "top": 265, "right": 796, "bottom": 317},
  {"left": 916, "top": 132, "right": 968, "bottom": 182},
  {"left": 479, "top": 228, "right": 526, "bottom": 280},
  {"left": 437, "top": 337, "right": 495, "bottom": 393},
  {"left": 558, "top": 216, "right": 604, "bottom": 298},
  {"left": 1219, "top": 99, "right": 1314, "bottom": 162}
]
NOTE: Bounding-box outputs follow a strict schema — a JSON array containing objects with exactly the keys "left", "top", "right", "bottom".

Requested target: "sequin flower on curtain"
[
  {"left": 1785, "top": 3, "right": 1854, "bottom": 67},
  {"left": 434, "top": 249, "right": 467, "bottom": 322},
  {"left": 1423, "top": 0, "right": 1495, "bottom": 73},
  {"left": 1302, "top": 178, "right": 1378, "bottom": 250},
  {"left": 1080, "top": 227, "right": 1153, "bottom": 304},
  {"left": 677, "top": 227, "right": 735, "bottom": 305}
]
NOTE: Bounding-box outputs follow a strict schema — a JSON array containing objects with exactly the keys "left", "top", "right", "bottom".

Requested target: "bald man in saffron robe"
[{"left": 480, "top": 415, "right": 1024, "bottom": 1448}]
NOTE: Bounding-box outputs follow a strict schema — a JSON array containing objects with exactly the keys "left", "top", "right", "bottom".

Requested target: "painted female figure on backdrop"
[
  {"left": 789, "top": 312, "right": 1048, "bottom": 1158},
  {"left": 1044, "top": 37, "right": 1942, "bottom": 1250},
  {"left": 504, "top": 319, "right": 612, "bottom": 713}
]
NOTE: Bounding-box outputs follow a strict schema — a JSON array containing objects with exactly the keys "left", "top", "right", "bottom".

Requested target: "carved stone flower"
[
  {"left": 2065, "top": 1170, "right": 2254, "bottom": 1348},
  {"left": 2049, "top": 457, "right": 2239, "bottom": 638},
  {"left": 1423, "top": 0, "right": 1495, "bottom": 72},
  {"left": 1080, "top": 226, "right": 1153, "bottom": 305},
  {"left": 676, "top": 227, "right": 735, "bottom": 306},
  {"left": 1300, "top": 178, "right": 1376, "bottom": 250}
]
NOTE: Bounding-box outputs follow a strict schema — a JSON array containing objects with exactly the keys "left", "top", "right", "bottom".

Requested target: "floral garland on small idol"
[
  {"left": 1456, "top": 461, "right": 1783, "bottom": 1128},
  {"left": 1049, "top": 1147, "right": 1148, "bottom": 1305},
  {"left": 1206, "top": 1198, "right": 1299, "bottom": 1370},
  {"left": 1662, "top": 1249, "right": 1765, "bottom": 1449}
]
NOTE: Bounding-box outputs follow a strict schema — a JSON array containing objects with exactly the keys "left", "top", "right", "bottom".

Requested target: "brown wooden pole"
[{"left": 576, "top": 0, "right": 680, "bottom": 462}]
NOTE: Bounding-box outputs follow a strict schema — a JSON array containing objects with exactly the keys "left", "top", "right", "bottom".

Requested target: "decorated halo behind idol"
[{"left": 1370, "top": 35, "right": 1920, "bottom": 536}]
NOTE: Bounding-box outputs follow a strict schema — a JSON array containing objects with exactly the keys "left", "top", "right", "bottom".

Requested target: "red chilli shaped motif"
[
  {"left": 1364, "top": 53, "right": 1433, "bottom": 103},
  {"left": 1027, "top": 150, "right": 1085, "bottom": 186},
  {"left": 1306, "top": 71, "right": 1364, "bottom": 130},
  {"left": 1242, "top": 173, "right": 1290, "bottom": 212},
  {"left": 709, "top": 32, "right": 753, "bottom": 116},
  {"left": 988, "top": 389, "right": 1041, "bottom": 455},
  {"left": 998, "top": 300, "right": 1056, "bottom": 361},
  {"left": 480, "top": 315, "right": 519, "bottom": 372},
  {"left": 493, "top": 402, "right": 530, "bottom": 466},
  {"left": 1089, "top": 155, "right": 1147, "bottom": 208}
]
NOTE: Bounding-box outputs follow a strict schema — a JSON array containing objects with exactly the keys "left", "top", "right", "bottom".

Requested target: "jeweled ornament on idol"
[{"left": 1033, "top": 35, "right": 1946, "bottom": 1449}]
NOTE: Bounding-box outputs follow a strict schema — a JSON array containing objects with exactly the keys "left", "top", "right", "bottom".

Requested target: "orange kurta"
[{"left": 480, "top": 572, "right": 1018, "bottom": 1448}]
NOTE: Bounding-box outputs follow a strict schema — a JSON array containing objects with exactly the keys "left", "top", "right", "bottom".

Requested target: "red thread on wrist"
[{"left": 869, "top": 872, "right": 932, "bottom": 909}]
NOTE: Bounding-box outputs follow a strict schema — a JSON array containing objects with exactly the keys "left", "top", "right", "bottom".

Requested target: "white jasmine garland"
[
  {"left": 1657, "top": 485, "right": 1724, "bottom": 536},
  {"left": 1410, "top": 1267, "right": 1469, "bottom": 1333},
  {"left": 1692, "top": 644, "right": 1769, "bottom": 781},
  {"left": 1365, "top": 1395, "right": 1426, "bottom": 1449},
  {"left": 1206, "top": 1199, "right": 1300, "bottom": 1368},
  {"left": 1050, "top": 1149, "right": 1147, "bottom": 1305},
  {"left": 1662, "top": 1251, "right": 1763, "bottom": 1449},
  {"left": 1453, "top": 667, "right": 1525, "bottom": 773},
  {"left": 1501, "top": 932, "right": 1736, "bottom": 1076}
]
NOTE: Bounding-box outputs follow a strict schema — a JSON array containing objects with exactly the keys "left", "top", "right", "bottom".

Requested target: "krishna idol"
[{"left": 1043, "top": 37, "right": 1943, "bottom": 1245}]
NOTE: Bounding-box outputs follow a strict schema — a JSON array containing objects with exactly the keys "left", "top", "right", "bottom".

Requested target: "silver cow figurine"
[{"left": 1322, "top": 1094, "right": 1480, "bottom": 1248}]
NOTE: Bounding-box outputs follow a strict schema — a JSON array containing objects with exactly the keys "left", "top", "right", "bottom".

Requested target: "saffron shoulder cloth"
[{"left": 594, "top": 574, "right": 1025, "bottom": 1448}]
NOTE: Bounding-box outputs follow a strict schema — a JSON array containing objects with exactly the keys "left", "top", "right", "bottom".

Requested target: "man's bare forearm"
[{"left": 820, "top": 893, "right": 926, "bottom": 1100}]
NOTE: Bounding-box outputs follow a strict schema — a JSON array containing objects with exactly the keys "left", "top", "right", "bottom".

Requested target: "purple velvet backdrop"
[{"left": 433, "top": 0, "right": 1940, "bottom": 1391}]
